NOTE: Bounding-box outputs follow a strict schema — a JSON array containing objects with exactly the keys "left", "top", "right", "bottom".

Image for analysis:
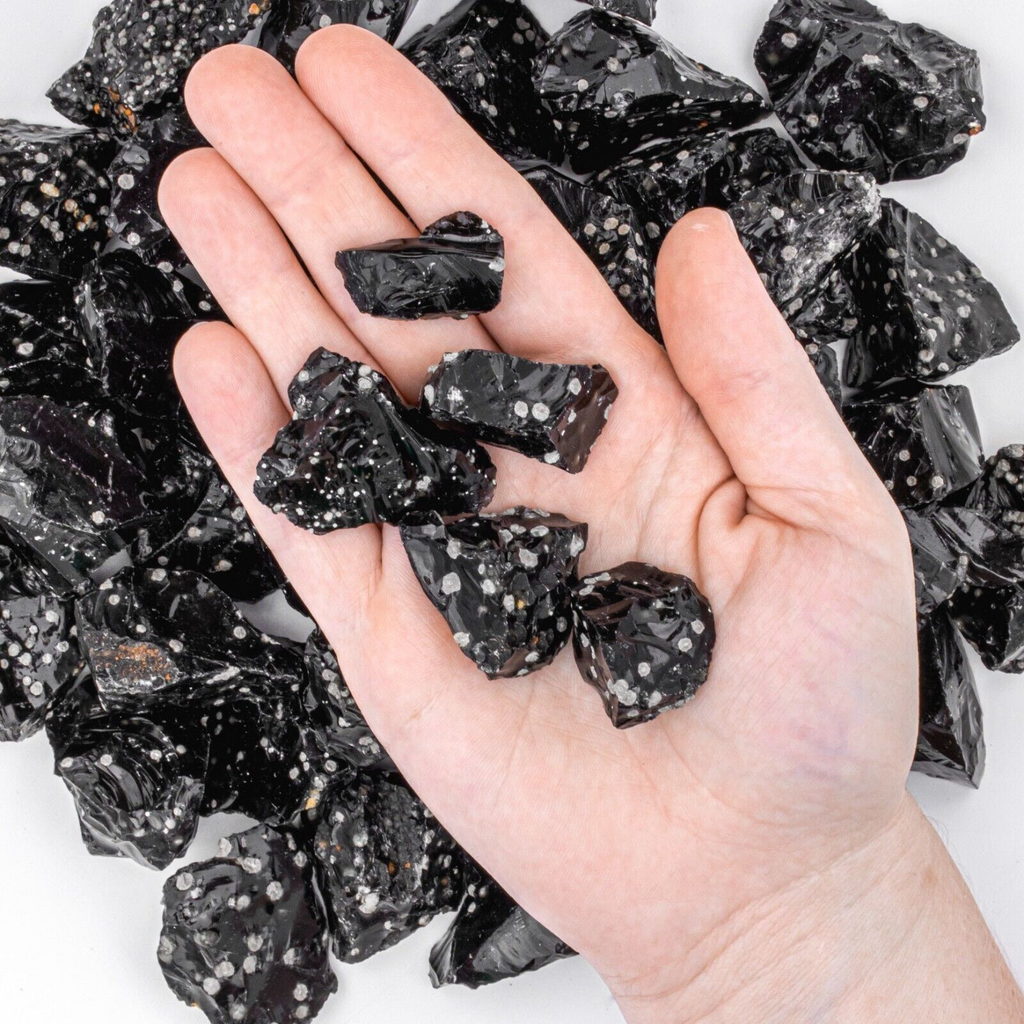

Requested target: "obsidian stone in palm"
[
  {"left": 843, "top": 383, "right": 983, "bottom": 509},
  {"left": 844, "top": 201, "right": 1019, "bottom": 387},
  {"left": 430, "top": 876, "right": 575, "bottom": 989},
  {"left": 702, "top": 128, "right": 803, "bottom": 209},
  {"left": 256, "top": 349, "right": 496, "bottom": 532},
  {"left": 754, "top": 0, "right": 985, "bottom": 184},
  {"left": 914, "top": 608, "right": 985, "bottom": 788},
  {"left": 730, "top": 170, "right": 881, "bottom": 318},
  {"left": 534, "top": 10, "right": 767, "bottom": 173},
  {"left": 314, "top": 773, "right": 467, "bottom": 962},
  {"left": 401, "top": 509, "right": 587, "bottom": 678},
  {"left": 337, "top": 212, "right": 504, "bottom": 320},
  {"left": 571, "top": 562, "right": 715, "bottom": 729},
  {"left": 159, "top": 824, "right": 337, "bottom": 1024},
  {"left": 422, "top": 350, "right": 618, "bottom": 474}
]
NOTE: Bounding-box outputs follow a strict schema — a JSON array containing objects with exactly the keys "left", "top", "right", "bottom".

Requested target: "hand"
[{"left": 160, "top": 28, "right": 1022, "bottom": 1023}]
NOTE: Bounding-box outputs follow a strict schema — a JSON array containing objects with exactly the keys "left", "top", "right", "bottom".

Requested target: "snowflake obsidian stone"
[
  {"left": 336, "top": 212, "right": 504, "bottom": 320},
  {"left": 401, "top": 509, "right": 587, "bottom": 678},
  {"left": 571, "top": 562, "right": 715, "bottom": 728},
  {"left": 754, "top": 0, "right": 985, "bottom": 183},
  {"left": 422, "top": 350, "right": 618, "bottom": 473},
  {"left": 256, "top": 348, "right": 496, "bottom": 532},
  {"left": 702, "top": 127, "right": 804, "bottom": 209}
]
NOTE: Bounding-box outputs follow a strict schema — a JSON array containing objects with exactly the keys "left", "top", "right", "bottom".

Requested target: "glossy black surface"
[
  {"left": 804, "top": 341, "right": 842, "bottom": 410},
  {"left": 950, "top": 584, "right": 1024, "bottom": 674},
  {"left": 787, "top": 262, "right": 862, "bottom": 347},
  {"left": 582, "top": 0, "right": 656, "bottom": 25},
  {"left": 903, "top": 509, "right": 968, "bottom": 615},
  {"left": 702, "top": 127, "right": 804, "bottom": 209}
]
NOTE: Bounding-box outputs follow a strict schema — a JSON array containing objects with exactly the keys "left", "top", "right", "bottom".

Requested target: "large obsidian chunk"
[
  {"left": 336, "top": 212, "right": 504, "bottom": 320},
  {"left": 255, "top": 348, "right": 496, "bottom": 533},
  {"left": 430, "top": 877, "right": 575, "bottom": 989},
  {"left": 702, "top": 127, "right": 803, "bottom": 209},
  {"left": 533, "top": 10, "right": 767, "bottom": 173},
  {"left": 571, "top": 562, "right": 715, "bottom": 728},
  {"left": 950, "top": 584, "right": 1024, "bottom": 674},
  {"left": 314, "top": 773, "right": 467, "bottom": 962},
  {"left": 904, "top": 510, "right": 968, "bottom": 615},
  {"left": 842, "top": 383, "right": 983, "bottom": 508},
  {"left": 401, "top": 509, "right": 587, "bottom": 678},
  {"left": 843, "top": 200, "right": 1018, "bottom": 387},
  {"left": 0, "top": 120, "right": 115, "bottom": 282},
  {"left": 754, "top": 0, "right": 985, "bottom": 184},
  {"left": 422, "top": 350, "right": 618, "bottom": 473},
  {"left": 730, "top": 170, "right": 880, "bottom": 317},
  {"left": 48, "top": 0, "right": 278, "bottom": 134},
  {"left": 914, "top": 609, "right": 985, "bottom": 787},
  {"left": 159, "top": 824, "right": 337, "bottom": 1024}
]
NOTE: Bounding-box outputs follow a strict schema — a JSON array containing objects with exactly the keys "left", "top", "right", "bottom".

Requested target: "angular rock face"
[
  {"left": 903, "top": 510, "right": 969, "bottom": 615},
  {"left": 787, "top": 263, "right": 862, "bottom": 347},
  {"left": 754, "top": 0, "right": 985, "bottom": 183},
  {"left": 951, "top": 584, "right": 1024, "bottom": 674},
  {"left": 571, "top": 562, "right": 715, "bottom": 728},
  {"left": 534, "top": 10, "right": 767, "bottom": 173},
  {"left": 805, "top": 341, "right": 842, "bottom": 410},
  {"left": 702, "top": 127, "right": 804, "bottom": 209},
  {"left": 582, "top": 0, "right": 657, "bottom": 26},
  {"left": 401, "top": 509, "right": 587, "bottom": 678},
  {"left": 159, "top": 825, "right": 338, "bottom": 1024},
  {"left": 255, "top": 348, "right": 496, "bottom": 533}
]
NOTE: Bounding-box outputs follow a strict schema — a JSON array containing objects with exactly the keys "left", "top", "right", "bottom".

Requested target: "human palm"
[{"left": 161, "top": 27, "right": 919, "bottom": 1017}]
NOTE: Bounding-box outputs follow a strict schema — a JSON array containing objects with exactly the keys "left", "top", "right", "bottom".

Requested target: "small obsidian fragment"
[
  {"left": 904, "top": 510, "right": 968, "bottom": 615},
  {"left": 963, "top": 445, "right": 1024, "bottom": 513},
  {"left": 914, "top": 609, "right": 985, "bottom": 787},
  {"left": 422, "top": 350, "right": 618, "bottom": 473},
  {"left": 702, "top": 127, "right": 804, "bottom": 209},
  {"left": 842, "top": 383, "right": 983, "bottom": 508},
  {"left": 581, "top": 0, "right": 656, "bottom": 25},
  {"left": 844, "top": 200, "right": 1019, "bottom": 387},
  {"left": 337, "top": 212, "right": 504, "bottom": 320},
  {"left": 0, "top": 120, "right": 115, "bottom": 281},
  {"left": 804, "top": 341, "right": 842, "bottom": 410},
  {"left": 571, "top": 562, "right": 715, "bottom": 728},
  {"left": 534, "top": 10, "right": 767, "bottom": 173},
  {"left": 730, "top": 170, "right": 881, "bottom": 316},
  {"left": 159, "top": 824, "right": 337, "bottom": 1024},
  {"left": 787, "top": 263, "right": 862, "bottom": 347},
  {"left": 315, "top": 773, "right": 466, "bottom": 962},
  {"left": 754, "top": 0, "right": 985, "bottom": 183},
  {"left": 430, "top": 877, "right": 575, "bottom": 989},
  {"left": 401, "top": 509, "right": 587, "bottom": 678},
  {"left": 255, "top": 348, "right": 496, "bottom": 533},
  {"left": 950, "top": 584, "right": 1024, "bottom": 674}
]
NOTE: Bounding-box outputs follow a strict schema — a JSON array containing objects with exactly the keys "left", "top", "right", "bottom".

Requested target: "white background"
[{"left": 1, "top": 0, "right": 1023, "bottom": 1021}]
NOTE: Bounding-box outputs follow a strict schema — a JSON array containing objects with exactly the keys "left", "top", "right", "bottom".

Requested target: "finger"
[
  {"left": 174, "top": 321, "right": 381, "bottom": 640},
  {"left": 183, "top": 43, "right": 496, "bottom": 400}
]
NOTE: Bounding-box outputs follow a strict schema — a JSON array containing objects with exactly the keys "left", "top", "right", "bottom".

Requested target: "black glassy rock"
[
  {"left": 49, "top": 0, "right": 278, "bottom": 134},
  {"left": 915, "top": 609, "right": 985, "bottom": 787},
  {"left": 422, "top": 350, "right": 618, "bottom": 473},
  {"left": 571, "top": 562, "right": 715, "bottom": 728},
  {"left": 843, "top": 383, "right": 983, "bottom": 508},
  {"left": 844, "top": 201, "right": 1019, "bottom": 387},
  {"left": 581, "top": 0, "right": 656, "bottom": 25},
  {"left": 915, "top": 508, "right": 1024, "bottom": 591},
  {"left": 314, "top": 773, "right": 467, "bottom": 962},
  {"left": 522, "top": 163, "right": 658, "bottom": 336},
  {"left": 754, "top": 0, "right": 985, "bottom": 184},
  {"left": 401, "top": 509, "right": 587, "bottom": 678},
  {"left": 336, "top": 212, "right": 504, "bottom": 320},
  {"left": 160, "top": 825, "right": 337, "bottom": 1024},
  {"left": 804, "top": 341, "right": 842, "bottom": 409},
  {"left": 904, "top": 509, "right": 968, "bottom": 615},
  {"left": 0, "top": 120, "right": 115, "bottom": 281},
  {"left": 787, "top": 263, "right": 862, "bottom": 347},
  {"left": 963, "top": 445, "right": 1024, "bottom": 513},
  {"left": 255, "top": 349, "right": 496, "bottom": 533},
  {"left": 702, "top": 127, "right": 803, "bottom": 209},
  {"left": 534, "top": 10, "right": 767, "bottom": 173},
  {"left": 950, "top": 584, "right": 1024, "bottom": 674},
  {"left": 730, "top": 170, "right": 880, "bottom": 316},
  {"left": 430, "top": 877, "right": 575, "bottom": 989}
]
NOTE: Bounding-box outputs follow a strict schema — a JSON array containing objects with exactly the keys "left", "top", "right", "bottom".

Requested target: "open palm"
[{"left": 161, "top": 27, "right": 919, "bottom": 1018}]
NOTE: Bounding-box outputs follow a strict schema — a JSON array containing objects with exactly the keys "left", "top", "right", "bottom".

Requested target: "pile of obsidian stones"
[{"left": 0, "top": 0, "right": 1019, "bottom": 1020}]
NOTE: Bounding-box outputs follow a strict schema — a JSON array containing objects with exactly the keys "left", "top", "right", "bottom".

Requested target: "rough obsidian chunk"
[
  {"left": 401, "top": 509, "right": 587, "bottom": 678},
  {"left": 522, "top": 163, "right": 658, "bottom": 337},
  {"left": 963, "top": 445, "right": 1024, "bottom": 513},
  {"left": 842, "top": 383, "right": 983, "bottom": 508},
  {"left": 581, "top": 0, "right": 656, "bottom": 25},
  {"left": 422, "top": 351, "right": 618, "bottom": 473},
  {"left": 0, "top": 120, "right": 115, "bottom": 281},
  {"left": 787, "top": 263, "right": 861, "bottom": 346},
  {"left": 844, "top": 200, "right": 1018, "bottom": 387},
  {"left": 533, "top": 10, "right": 767, "bottom": 173},
  {"left": 729, "top": 170, "right": 881, "bottom": 317},
  {"left": 702, "top": 127, "right": 803, "bottom": 209},
  {"left": 571, "top": 562, "right": 715, "bottom": 728},
  {"left": 950, "top": 584, "right": 1024, "bottom": 674},
  {"left": 159, "top": 825, "right": 337, "bottom": 1024},
  {"left": 430, "top": 877, "right": 575, "bottom": 989},
  {"left": 337, "top": 212, "right": 504, "bottom": 320},
  {"left": 904, "top": 510, "right": 968, "bottom": 614},
  {"left": 804, "top": 341, "right": 842, "bottom": 410},
  {"left": 754, "top": 0, "right": 985, "bottom": 183},
  {"left": 48, "top": 0, "right": 278, "bottom": 134},
  {"left": 255, "top": 348, "right": 496, "bottom": 533},
  {"left": 302, "top": 628, "right": 390, "bottom": 772},
  {"left": 915, "top": 609, "right": 985, "bottom": 787},
  {"left": 911, "top": 508, "right": 1024, "bottom": 591},
  {"left": 314, "top": 773, "right": 466, "bottom": 962}
]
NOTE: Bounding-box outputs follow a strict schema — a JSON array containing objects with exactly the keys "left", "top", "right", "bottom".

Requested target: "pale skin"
[{"left": 158, "top": 27, "right": 1024, "bottom": 1023}]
